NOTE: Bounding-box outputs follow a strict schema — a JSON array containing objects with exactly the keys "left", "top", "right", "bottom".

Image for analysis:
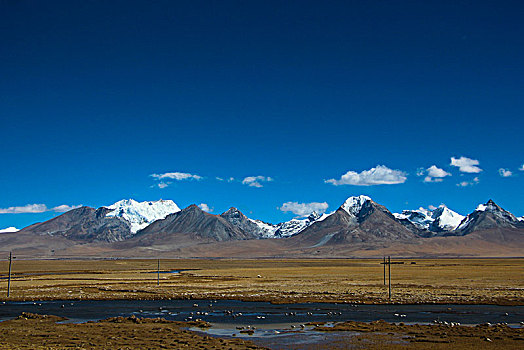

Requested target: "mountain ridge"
[{"left": 13, "top": 197, "right": 523, "bottom": 254}]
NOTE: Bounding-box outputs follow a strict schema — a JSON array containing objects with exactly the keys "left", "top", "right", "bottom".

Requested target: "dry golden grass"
[{"left": 0, "top": 258, "right": 522, "bottom": 304}]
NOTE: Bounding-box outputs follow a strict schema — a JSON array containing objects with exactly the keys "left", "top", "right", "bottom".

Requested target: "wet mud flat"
[
  {"left": 0, "top": 313, "right": 522, "bottom": 350},
  {"left": 0, "top": 313, "right": 264, "bottom": 350},
  {"left": 308, "top": 320, "right": 524, "bottom": 350}
]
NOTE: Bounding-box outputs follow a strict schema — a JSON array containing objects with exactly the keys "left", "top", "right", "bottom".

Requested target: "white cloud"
[
  {"left": 242, "top": 176, "right": 273, "bottom": 188},
  {"left": 156, "top": 182, "right": 170, "bottom": 189},
  {"left": 216, "top": 177, "right": 235, "bottom": 182},
  {"left": 0, "top": 204, "right": 48, "bottom": 214},
  {"left": 498, "top": 168, "right": 513, "bottom": 177},
  {"left": 198, "top": 203, "right": 213, "bottom": 212},
  {"left": 450, "top": 156, "right": 482, "bottom": 173},
  {"left": 325, "top": 165, "right": 407, "bottom": 186},
  {"left": 428, "top": 205, "right": 437, "bottom": 210},
  {"left": 278, "top": 201, "right": 329, "bottom": 217},
  {"left": 456, "top": 177, "right": 480, "bottom": 187},
  {"left": 52, "top": 204, "right": 82, "bottom": 212},
  {"left": 0, "top": 227, "right": 19, "bottom": 233},
  {"left": 519, "top": 164, "right": 524, "bottom": 171},
  {"left": 422, "top": 165, "right": 451, "bottom": 183},
  {"left": 0, "top": 203, "right": 81, "bottom": 214},
  {"left": 151, "top": 172, "right": 203, "bottom": 181}
]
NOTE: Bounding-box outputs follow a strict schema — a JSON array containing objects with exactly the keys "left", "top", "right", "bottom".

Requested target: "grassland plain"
[
  {"left": 0, "top": 258, "right": 522, "bottom": 305},
  {"left": 0, "top": 258, "right": 523, "bottom": 349}
]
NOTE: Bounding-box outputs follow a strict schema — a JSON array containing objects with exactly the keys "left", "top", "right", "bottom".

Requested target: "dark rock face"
[
  {"left": 355, "top": 201, "right": 417, "bottom": 241},
  {"left": 220, "top": 207, "right": 265, "bottom": 237},
  {"left": 20, "top": 206, "right": 132, "bottom": 242},
  {"left": 455, "top": 200, "right": 521, "bottom": 235},
  {"left": 396, "top": 217, "right": 428, "bottom": 236},
  {"left": 138, "top": 205, "right": 257, "bottom": 242},
  {"left": 292, "top": 200, "right": 416, "bottom": 247}
]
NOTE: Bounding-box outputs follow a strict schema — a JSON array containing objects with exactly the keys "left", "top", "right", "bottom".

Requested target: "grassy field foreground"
[{"left": 0, "top": 258, "right": 522, "bottom": 304}]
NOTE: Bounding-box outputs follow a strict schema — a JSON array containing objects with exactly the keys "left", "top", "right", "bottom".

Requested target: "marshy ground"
[{"left": 0, "top": 258, "right": 522, "bottom": 349}]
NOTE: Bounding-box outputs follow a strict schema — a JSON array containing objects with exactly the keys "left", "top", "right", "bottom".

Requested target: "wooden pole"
[
  {"left": 383, "top": 256, "right": 386, "bottom": 285},
  {"left": 388, "top": 256, "right": 391, "bottom": 300},
  {"left": 157, "top": 259, "right": 160, "bottom": 286},
  {"left": 7, "top": 252, "right": 12, "bottom": 298}
]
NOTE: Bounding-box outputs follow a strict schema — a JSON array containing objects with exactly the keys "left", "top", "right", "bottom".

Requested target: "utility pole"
[
  {"left": 388, "top": 256, "right": 391, "bottom": 300},
  {"left": 7, "top": 252, "right": 13, "bottom": 298},
  {"left": 157, "top": 259, "right": 160, "bottom": 286},
  {"left": 383, "top": 256, "right": 386, "bottom": 285}
]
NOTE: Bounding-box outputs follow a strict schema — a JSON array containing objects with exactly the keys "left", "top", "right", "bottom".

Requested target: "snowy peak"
[
  {"left": 457, "top": 199, "right": 518, "bottom": 233},
  {"left": 245, "top": 210, "right": 331, "bottom": 239},
  {"left": 394, "top": 205, "right": 464, "bottom": 232},
  {"left": 475, "top": 199, "right": 512, "bottom": 215},
  {"left": 272, "top": 212, "right": 328, "bottom": 238},
  {"left": 473, "top": 199, "right": 517, "bottom": 220},
  {"left": 340, "top": 195, "right": 372, "bottom": 216},
  {"left": 106, "top": 199, "right": 181, "bottom": 233},
  {"left": 394, "top": 208, "right": 433, "bottom": 229},
  {"left": 221, "top": 207, "right": 246, "bottom": 220},
  {"left": 431, "top": 206, "right": 465, "bottom": 231},
  {"left": 249, "top": 219, "right": 278, "bottom": 238}
]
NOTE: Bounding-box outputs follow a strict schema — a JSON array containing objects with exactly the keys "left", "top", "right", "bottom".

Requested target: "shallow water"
[
  {"left": 1, "top": 299, "right": 522, "bottom": 325},
  {"left": 1, "top": 300, "right": 521, "bottom": 349}
]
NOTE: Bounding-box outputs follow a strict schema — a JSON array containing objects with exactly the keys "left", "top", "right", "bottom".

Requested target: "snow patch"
[
  {"left": 476, "top": 204, "right": 487, "bottom": 211},
  {"left": 250, "top": 211, "right": 330, "bottom": 238},
  {"left": 341, "top": 195, "right": 372, "bottom": 216},
  {"left": 394, "top": 205, "right": 464, "bottom": 231},
  {"left": 106, "top": 199, "right": 181, "bottom": 233}
]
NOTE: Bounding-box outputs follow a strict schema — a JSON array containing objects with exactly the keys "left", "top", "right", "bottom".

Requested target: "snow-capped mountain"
[
  {"left": 291, "top": 195, "right": 417, "bottom": 246},
  {"left": 16, "top": 196, "right": 523, "bottom": 248},
  {"left": 273, "top": 212, "right": 330, "bottom": 238},
  {"left": 456, "top": 199, "right": 520, "bottom": 234},
  {"left": 248, "top": 211, "right": 330, "bottom": 238},
  {"left": 106, "top": 199, "right": 181, "bottom": 233},
  {"left": 394, "top": 207, "right": 433, "bottom": 229},
  {"left": 394, "top": 205, "right": 464, "bottom": 232},
  {"left": 341, "top": 195, "right": 372, "bottom": 216},
  {"left": 0, "top": 227, "right": 19, "bottom": 233}
]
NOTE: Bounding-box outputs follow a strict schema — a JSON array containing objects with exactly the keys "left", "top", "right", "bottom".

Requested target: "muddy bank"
[
  {"left": 311, "top": 320, "right": 524, "bottom": 349},
  {"left": 0, "top": 312, "right": 265, "bottom": 350}
]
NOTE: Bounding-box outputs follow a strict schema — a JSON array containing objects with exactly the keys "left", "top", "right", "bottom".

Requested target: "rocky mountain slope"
[
  {"left": 19, "top": 206, "right": 132, "bottom": 242},
  {"left": 136, "top": 204, "right": 256, "bottom": 242},
  {"left": 291, "top": 195, "right": 417, "bottom": 246},
  {"left": 455, "top": 199, "right": 522, "bottom": 235},
  {"left": 9, "top": 197, "right": 523, "bottom": 258}
]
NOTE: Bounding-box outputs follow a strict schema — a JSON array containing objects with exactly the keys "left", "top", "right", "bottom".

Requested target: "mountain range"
[{"left": 3, "top": 196, "right": 523, "bottom": 258}]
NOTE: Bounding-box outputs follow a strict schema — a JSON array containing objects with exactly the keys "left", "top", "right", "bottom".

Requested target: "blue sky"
[{"left": 1, "top": 0, "right": 523, "bottom": 229}]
